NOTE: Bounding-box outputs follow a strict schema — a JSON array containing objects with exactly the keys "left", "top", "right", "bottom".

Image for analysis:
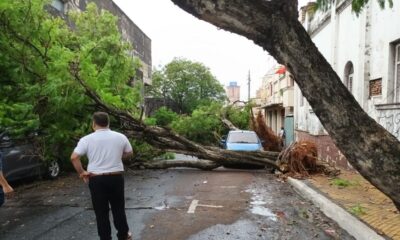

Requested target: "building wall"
[
  {"left": 295, "top": 0, "right": 400, "bottom": 169},
  {"left": 258, "top": 66, "right": 294, "bottom": 135},
  {"left": 296, "top": 131, "right": 350, "bottom": 168}
]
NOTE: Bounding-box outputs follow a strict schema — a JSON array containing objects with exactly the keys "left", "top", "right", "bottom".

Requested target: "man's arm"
[
  {"left": 122, "top": 136, "right": 133, "bottom": 162},
  {"left": 0, "top": 171, "right": 13, "bottom": 197},
  {"left": 122, "top": 151, "right": 133, "bottom": 161},
  {"left": 70, "top": 152, "right": 90, "bottom": 183}
]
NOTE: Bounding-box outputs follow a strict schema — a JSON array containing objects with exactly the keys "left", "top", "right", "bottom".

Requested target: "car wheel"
[{"left": 46, "top": 160, "right": 60, "bottom": 179}]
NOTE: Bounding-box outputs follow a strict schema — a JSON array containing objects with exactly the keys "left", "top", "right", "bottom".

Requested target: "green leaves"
[
  {"left": 225, "top": 104, "right": 252, "bottom": 130},
  {"left": 0, "top": 1, "right": 140, "bottom": 162},
  {"left": 0, "top": 102, "right": 39, "bottom": 136},
  {"left": 171, "top": 103, "right": 226, "bottom": 145},
  {"left": 150, "top": 107, "right": 178, "bottom": 127},
  {"left": 148, "top": 58, "right": 226, "bottom": 114}
]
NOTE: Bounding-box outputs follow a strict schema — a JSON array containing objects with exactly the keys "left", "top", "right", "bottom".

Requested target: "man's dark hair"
[{"left": 93, "top": 112, "right": 109, "bottom": 127}]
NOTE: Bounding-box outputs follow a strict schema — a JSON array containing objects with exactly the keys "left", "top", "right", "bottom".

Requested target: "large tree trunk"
[
  {"left": 169, "top": 0, "right": 400, "bottom": 209},
  {"left": 138, "top": 160, "right": 221, "bottom": 171}
]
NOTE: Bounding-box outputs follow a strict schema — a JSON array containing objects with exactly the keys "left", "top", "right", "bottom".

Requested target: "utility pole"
[{"left": 247, "top": 70, "right": 251, "bottom": 102}]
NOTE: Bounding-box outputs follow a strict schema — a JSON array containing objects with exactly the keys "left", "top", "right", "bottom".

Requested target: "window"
[
  {"left": 269, "top": 83, "right": 273, "bottom": 96},
  {"left": 369, "top": 78, "right": 382, "bottom": 97},
  {"left": 344, "top": 61, "right": 354, "bottom": 93},
  {"left": 288, "top": 75, "right": 294, "bottom": 87},
  {"left": 227, "top": 132, "right": 258, "bottom": 144},
  {"left": 300, "top": 91, "right": 304, "bottom": 107},
  {"left": 396, "top": 44, "right": 400, "bottom": 101}
]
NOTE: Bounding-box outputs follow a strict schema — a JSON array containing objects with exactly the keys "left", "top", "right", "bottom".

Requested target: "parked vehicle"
[
  {"left": 220, "top": 130, "right": 264, "bottom": 169},
  {"left": 221, "top": 130, "right": 264, "bottom": 151},
  {"left": 0, "top": 131, "right": 60, "bottom": 181}
]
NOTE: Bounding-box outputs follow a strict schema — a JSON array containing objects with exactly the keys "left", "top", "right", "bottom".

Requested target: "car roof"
[{"left": 228, "top": 130, "right": 256, "bottom": 134}]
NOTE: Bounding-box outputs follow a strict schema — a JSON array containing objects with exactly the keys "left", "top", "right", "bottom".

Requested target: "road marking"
[
  {"left": 220, "top": 186, "right": 237, "bottom": 189},
  {"left": 197, "top": 204, "right": 223, "bottom": 208},
  {"left": 187, "top": 200, "right": 199, "bottom": 213},
  {"left": 187, "top": 200, "right": 223, "bottom": 214}
]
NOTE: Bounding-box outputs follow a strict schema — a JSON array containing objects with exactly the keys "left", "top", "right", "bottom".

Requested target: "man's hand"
[
  {"left": 79, "top": 171, "right": 91, "bottom": 184},
  {"left": 3, "top": 184, "right": 14, "bottom": 198},
  {"left": 71, "top": 152, "right": 89, "bottom": 183}
]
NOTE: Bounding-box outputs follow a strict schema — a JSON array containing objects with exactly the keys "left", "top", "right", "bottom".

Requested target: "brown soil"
[{"left": 309, "top": 170, "right": 400, "bottom": 239}]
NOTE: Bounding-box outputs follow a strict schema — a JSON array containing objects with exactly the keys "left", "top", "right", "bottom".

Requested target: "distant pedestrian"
[
  {"left": 0, "top": 151, "right": 14, "bottom": 207},
  {"left": 71, "top": 112, "right": 133, "bottom": 240},
  {"left": 279, "top": 127, "right": 286, "bottom": 148}
]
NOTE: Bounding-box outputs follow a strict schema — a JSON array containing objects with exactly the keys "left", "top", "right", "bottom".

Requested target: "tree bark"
[
  {"left": 169, "top": 0, "right": 400, "bottom": 209},
  {"left": 220, "top": 118, "right": 238, "bottom": 130},
  {"left": 139, "top": 160, "right": 221, "bottom": 171}
]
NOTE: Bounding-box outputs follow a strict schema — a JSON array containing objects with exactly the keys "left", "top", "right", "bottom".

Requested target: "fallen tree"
[
  {"left": 4, "top": 0, "right": 398, "bottom": 209},
  {"left": 71, "top": 64, "right": 279, "bottom": 168},
  {"left": 72, "top": 63, "right": 342, "bottom": 176},
  {"left": 169, "top": 0, "right": 400, "bottom": 209}
]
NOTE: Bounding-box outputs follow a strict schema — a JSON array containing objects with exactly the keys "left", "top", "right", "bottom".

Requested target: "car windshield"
[{"left": 227, "top": 132, "right": 259, "bottom": 144}]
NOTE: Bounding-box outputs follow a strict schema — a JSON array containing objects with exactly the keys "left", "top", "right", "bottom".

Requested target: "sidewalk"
[{"left": 296, "top": 170, "right": 400, "bottom": 239}]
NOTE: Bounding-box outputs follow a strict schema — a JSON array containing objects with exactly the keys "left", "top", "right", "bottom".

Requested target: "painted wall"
[{"left": 295, "top": 0, "right": 400, "bottom": 168}]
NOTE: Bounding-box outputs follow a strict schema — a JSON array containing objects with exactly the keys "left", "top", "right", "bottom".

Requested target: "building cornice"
[{"left": 375, "top": 103, "right": 400, "bottom": 110}]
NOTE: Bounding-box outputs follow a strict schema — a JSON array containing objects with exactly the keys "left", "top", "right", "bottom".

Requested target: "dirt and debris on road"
[{"left": 0, "top": 169, "right": 353, "bottom": 240}]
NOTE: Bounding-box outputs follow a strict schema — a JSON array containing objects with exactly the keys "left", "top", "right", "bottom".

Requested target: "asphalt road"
[{"left": 0, "top": 169, "right": 354, "bottom": 240}]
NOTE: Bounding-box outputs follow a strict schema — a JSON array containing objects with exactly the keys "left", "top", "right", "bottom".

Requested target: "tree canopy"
[
  {"left": 148, "top": 58, "right": 226, "bottom": 114},
  {"left": 0, "top": 0, "right": 140, "bottom": 159}
]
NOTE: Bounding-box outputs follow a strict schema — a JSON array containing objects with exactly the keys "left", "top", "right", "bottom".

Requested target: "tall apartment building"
[{"left": 226, "top": 82, "right": 241, "bottom": 103}]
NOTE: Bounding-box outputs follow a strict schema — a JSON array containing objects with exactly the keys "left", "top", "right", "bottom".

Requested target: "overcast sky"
[{"left": 114, "top": 0, "right": 310, "bottom": 100}]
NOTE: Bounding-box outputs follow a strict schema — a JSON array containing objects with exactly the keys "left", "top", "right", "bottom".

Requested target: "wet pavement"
[{"left": 0, "top": 168, "right": 354, "bottom": 240}]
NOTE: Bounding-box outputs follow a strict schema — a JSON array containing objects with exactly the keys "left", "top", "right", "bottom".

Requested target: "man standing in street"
[
  {"left": 71, "top": 112, "right": 133, "bottom": 240},
  {"left": 279, "top": 126, "right": 286, "bottom": 148},
  {"left": 0, "top": 151, "right": 14, "bottom": 207}
]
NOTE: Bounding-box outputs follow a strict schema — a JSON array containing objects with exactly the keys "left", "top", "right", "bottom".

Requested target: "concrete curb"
[{"left": 288, "top": 177, "right": 385, "bottom": 240}]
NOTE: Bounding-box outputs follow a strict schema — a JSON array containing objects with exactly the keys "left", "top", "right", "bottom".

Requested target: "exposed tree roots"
[{"left": 277, "top": 141, "right": 340, "bottom": 178}]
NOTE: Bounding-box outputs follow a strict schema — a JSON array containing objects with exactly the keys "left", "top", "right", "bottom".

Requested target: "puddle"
[
  {"left": 246, "top": 188, "right": 277, "bottom": 221},
  {"left": 250, "top": 206, "right": 277, "bottom": 221},
  {"left": 251, "top": 200, "right": 266, "bottom": 205},
  {"left": 154, "top": 205, "right": 168, "bottom": 210},
  {"left": 154, "top": 199, "right": 171, "bottom": 211}
]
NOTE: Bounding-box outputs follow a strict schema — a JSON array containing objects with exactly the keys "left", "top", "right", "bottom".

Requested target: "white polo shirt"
[{"left": 73, "top": 129, "right": 132, "bottom": 174}]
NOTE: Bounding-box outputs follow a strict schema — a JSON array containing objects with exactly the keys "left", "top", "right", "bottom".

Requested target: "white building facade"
[
  {"left": 256, "top": 65, "right": 295, "bottom": 145},
  {"left": 295, "top": 0, "right": 400, "bottom": 168}
]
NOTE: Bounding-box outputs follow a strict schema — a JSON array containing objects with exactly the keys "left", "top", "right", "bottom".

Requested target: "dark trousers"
[
  {"left": 89, "top": 175, "right": 129, "bottom": 240},
  {"left": 0, "top": 187, "right": 4, "bottom": 207}
]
